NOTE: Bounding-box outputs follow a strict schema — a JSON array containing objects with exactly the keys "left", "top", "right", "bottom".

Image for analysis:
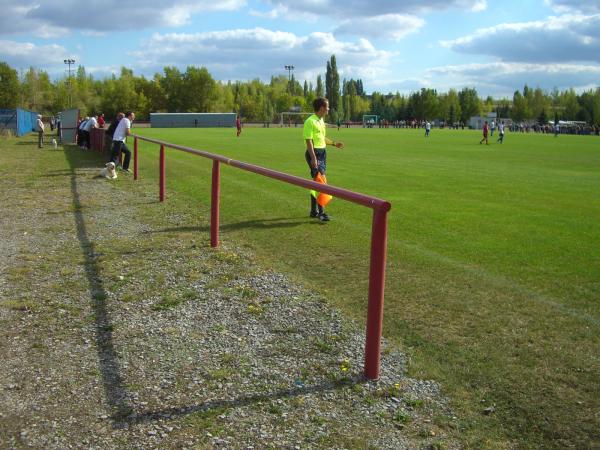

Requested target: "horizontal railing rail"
[
  {"left": 133, "top": 135, "right": 390, "bottom": 211},
  {"left": 132, "top": 134, "right": 391, "bottom": 381}
]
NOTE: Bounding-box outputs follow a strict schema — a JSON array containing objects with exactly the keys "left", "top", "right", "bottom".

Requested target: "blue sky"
[{"left": 1, "top": 0, "right": 599, "bottom": 98}]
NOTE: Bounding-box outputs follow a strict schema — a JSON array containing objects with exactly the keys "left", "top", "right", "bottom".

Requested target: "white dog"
[
  {"left": 99, "top": 162, "right": 117, "bottom": 179},
  {"left": 51, "top": 138, "right": 57, "bottom": 149}
]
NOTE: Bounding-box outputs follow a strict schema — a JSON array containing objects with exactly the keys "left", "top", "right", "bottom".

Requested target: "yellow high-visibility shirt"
[{"left": 303, "top": 114, "right": 326, "bottom": 148}]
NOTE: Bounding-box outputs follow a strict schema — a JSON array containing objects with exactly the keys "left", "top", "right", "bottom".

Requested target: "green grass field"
[{"left": 129, "top": 126, "right": 599, "bottom": 448}]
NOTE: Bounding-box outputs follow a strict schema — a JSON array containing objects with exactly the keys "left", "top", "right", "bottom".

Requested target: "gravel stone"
[{"left": 0, "top": 159, "right": 460, "bottom": 449}]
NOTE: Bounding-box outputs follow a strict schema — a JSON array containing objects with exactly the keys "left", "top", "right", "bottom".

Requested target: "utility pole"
[{"left": 64, "top": 59, "right": 75, "bottom": 108}]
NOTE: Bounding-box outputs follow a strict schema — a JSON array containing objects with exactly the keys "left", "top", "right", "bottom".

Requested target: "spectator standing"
[
  {"left": 82, "top": 115, "right": 98, "bottom": 149},
  {"left": 490, "top": 120, "right": 496, "bottom": 136},
  {"left": 236, "top": 115, "right": 242, "bottom": 137},
  {"left": 56, "top": 115, "right": 61, "bottom": 141},
  {"left": 97, "top": 113, "right": 106, "bottom": 128},
  {"left": 110, "top": 111, "right": 135, "bottom": 172},
  {"left": 78, "top": 117, "right": 88, "bottom": 148},
  {"left": 105, "top": 112, "right": 124, "bottom": 153},
  {"left": 425, "top": 120, "right": 431, "bottom": 137},
  {"left": 36, "top": 115, "right": 44, "bottom": 148}
]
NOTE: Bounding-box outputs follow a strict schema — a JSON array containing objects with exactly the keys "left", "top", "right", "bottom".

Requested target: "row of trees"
[{"left": 1, "top": 58, "right": 599, "bottom": 125}]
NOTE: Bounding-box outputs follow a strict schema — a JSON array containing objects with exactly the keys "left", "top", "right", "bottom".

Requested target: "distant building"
[
  {"left": 469, "top": 112, "right": 496, "bottom": 130},
  {"left": 468, "top": 113, "right": 513, "bottom": 130},
  {"left": 0, "top": 108, "right": 41, "bottom": 136}
]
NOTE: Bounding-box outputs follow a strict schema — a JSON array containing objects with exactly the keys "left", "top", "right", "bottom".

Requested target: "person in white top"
[
  {"left": 36, "top": 114, "right": 45, "bottom": 148},
  {"left": 84, "top": 115, "right": 98, "bottom": 132},
  {"left": 78, "top": 117, "right": 88, "bottom": 149},
  {"left": 82, "top": 115, "right": 98, "bottom": 149},
  {"left": 497, "top": 121, "right": 505, "bottom": 143},
  {"left": 110, "top": 111, "right": 135, "bottom": 172},
  {"left": 425, "top": 121, "right": 431, "bottom": 137}
]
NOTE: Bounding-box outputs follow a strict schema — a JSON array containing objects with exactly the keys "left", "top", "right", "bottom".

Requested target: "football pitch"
[{"left": 133, "top": 126, "right": 600, "bottom": 447}]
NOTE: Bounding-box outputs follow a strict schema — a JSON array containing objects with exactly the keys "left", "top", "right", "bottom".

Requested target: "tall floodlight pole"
[
  {"left": 284, "top": 64, "right": 295, "bottom": 81},
  {"left": 64, "top": 59, "right": 75, "bottom": 107},
  {"left": 284, "top": 65, "right": 294, "bottom": 93}
]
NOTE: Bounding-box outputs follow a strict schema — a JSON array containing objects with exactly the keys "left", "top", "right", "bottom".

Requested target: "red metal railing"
[
  {"left": 90, "top": 128, "right": 106, "bottom": 152},
  {"left": 132, "top": 134, "right": 391, "bottom": 380}
]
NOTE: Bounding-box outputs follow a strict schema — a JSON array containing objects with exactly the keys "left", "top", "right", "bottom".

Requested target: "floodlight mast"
[
  {"left": 285, "top": 65, "right": 295, "bottom": 93},
  {"left": 64, "top": 59, "right": 75, "bottom": 107},
  {"left": 284, "top": 65, "right": 295, "bottom": 81}
]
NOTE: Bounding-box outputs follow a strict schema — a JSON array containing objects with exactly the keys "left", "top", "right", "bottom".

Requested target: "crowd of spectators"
[{"left": 510, "top": 122, "right": 600, "bottom": 135}]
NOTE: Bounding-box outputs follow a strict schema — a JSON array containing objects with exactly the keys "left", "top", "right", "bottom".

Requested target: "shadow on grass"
[
  {"left": 145, "top": 217, "right": 306, "bottom": 234},
  {"left": 64, "top": 145, "right": 133, "bottom": 421},
  {"left": 43, "top": 169, "right": 75, "bottom": 178},
  {"left": 120, "top": 376, "right": 364, "bottom": 427},
  {"left": 62, "top": 146, "right": 365, "bottom": 428}
]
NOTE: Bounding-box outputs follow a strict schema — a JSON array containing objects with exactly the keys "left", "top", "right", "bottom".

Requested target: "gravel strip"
[{"left": 0, "top": 149, "right": 459, "bottom": 449}]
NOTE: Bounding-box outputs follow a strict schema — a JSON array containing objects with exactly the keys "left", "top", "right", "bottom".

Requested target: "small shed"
[{"left": 0, "top": 108, "right": 41, "bottom": 136}]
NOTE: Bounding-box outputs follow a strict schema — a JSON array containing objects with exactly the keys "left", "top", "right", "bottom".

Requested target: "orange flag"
[{"left": 312, "top": 172, "right": 333, "bottom": 207}]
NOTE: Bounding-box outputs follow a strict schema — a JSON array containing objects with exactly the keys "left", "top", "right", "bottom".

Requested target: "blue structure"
[
  {"left": 150, "top": 113, "right": 236, "bottom": 128},
  {"left": 0, "top": 108, "right": 40, "bottom": 136}
]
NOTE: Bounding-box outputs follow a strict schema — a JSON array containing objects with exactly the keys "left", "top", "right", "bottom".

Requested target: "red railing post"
[
  {"left": 210, "top": 160, "right": 220, "bottom": 247},
  {"left": 159, "top": 145, "right": 165, "bottom": 202},
  {"left": 132, "top": 133, "right": 393, "bottom": 379},
  {"left": 133, "top": 137, "right": 138, "bottom": 180},
  {"left": 364, "top": 206, "right": 389, "bottom": 381}
]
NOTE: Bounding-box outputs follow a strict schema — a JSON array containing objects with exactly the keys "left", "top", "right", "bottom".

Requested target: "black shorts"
[{"left": 305, "top": 148, "right": 326, "bottom": 178}]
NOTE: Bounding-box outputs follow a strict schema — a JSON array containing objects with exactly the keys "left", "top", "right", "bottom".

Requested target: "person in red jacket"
[
  {"left": 479, "top": 121, "right": 489, "bottom": 145},
  {"left": 97, "top": 113, "right": 105, "bottom": 128}
]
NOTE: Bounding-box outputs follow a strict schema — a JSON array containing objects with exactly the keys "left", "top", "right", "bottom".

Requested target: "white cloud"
[
  {"left": 266, "top": 0, "right": 487, "bottom": 17},
  {"left": 0, "top": 39, "right": 70, "bottom": 67},
  {"left": 369, "top": 77, "right": 432, "bottom": 93},
  {"left": 334, "top": 14, "right": 425, "bottom": 41},
  {"left": 262, "top": 0, "right": 487, "bottom": 18},
  {"left": 256, "top": 0, "right": 486, "bottom": 40},
  {"left": 130, "top": 28, "right": 394, "bottom": 85},
  {"left": 0, "top": 2, "right": 68, "bottom": 38},
  {"left": 545, "top": 0, "right": 600, "bottom": 13},
  {"left": 249, "top": 5, "right": 318, "bottom": 21},
  {"left": 0, "top": 0, "right": 246, "bottom": 36},
  {"left": 441, "top": 14, "right": 600, "bottom": 63},
  {"left": 426, "top": 62, "right": 600, "bottom": 96},
  {"left": 84, "top": 65, "right": 122, "bottom": 78}
]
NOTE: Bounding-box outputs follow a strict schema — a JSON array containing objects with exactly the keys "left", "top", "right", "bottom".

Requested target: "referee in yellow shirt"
[{"left": 303, "top": 97, "right": 344, "bottom": 222}]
